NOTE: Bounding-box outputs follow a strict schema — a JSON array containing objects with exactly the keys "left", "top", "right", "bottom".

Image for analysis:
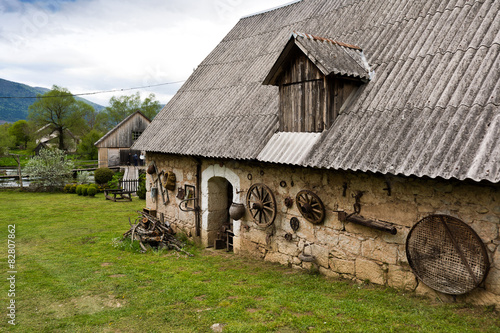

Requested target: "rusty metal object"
[
  {"left": 298, "top": 243, "right": 315, "bottom": 262},
  {"left": 290, "top": 217, "right": 300, "bottom": 231},
  {"left": 342, "top": 182, "right": 348, "bottom": 197},
  {"left": 339, "top": 212, "right": 397, "bottom": 235},
  {"left": 406, "top": 215, "right": 490, "bottom": 295},
  {"left": 280, "top": 180, "right": 287, "bottom": 187},
  {"left": 284, "top": 233, "right": 293, "bottom": 241},
  {"left": 266, "top": 232, "right": 273, "bottom": 245},
  {"left": 296, "top": 190, "right": 325, "bottom": 224},
  {"left": 246, "top": 183, "right": 277, "bottom": 228},
  {"left": 284, "top": 196, "right": 294, "bottom": 208}
]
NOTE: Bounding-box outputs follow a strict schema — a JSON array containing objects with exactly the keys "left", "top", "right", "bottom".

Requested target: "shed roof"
[
  {"left": 133, "top": 0, "right": 500, "bottom": 183},
  {"left": 95, "top": 110, "right": 151, "bottom": 147}
]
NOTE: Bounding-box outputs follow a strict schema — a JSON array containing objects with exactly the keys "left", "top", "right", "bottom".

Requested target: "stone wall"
[
  {"left": 145, "top": 153, "right": 500, "bottom": 308},
  {"left": 144, "top": 153, "right": 198, "bottom": 238}
]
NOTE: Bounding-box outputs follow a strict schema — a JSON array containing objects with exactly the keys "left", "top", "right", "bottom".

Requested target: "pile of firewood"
[{"left": 123, "top": 211, "right": 193, "bottom": 256}]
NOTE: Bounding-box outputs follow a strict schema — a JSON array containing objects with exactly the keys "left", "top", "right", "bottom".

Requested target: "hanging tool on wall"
[
  {"left": 335, "top": 191, "right": 397, "bottom": 235},
  {"left": 157, "top": 170, "right": 169, "bottom": 205}
]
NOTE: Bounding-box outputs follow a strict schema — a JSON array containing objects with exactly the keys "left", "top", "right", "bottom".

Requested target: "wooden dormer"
[{"left": 264, "top": 32, "right": 371, "bottom": 132}]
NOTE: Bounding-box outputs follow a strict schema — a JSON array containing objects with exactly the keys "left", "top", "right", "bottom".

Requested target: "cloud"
[{"left": 0, "top": 0, "right": 294, "bottom": 106}]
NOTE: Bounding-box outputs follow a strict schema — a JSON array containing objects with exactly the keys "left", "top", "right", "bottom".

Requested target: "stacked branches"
[{"left": 124, "top": 211, "right": 193, "bottom": 256}]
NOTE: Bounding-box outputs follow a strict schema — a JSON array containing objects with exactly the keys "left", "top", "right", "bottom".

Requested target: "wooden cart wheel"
[
  {"left": 246, "top": 183, "right": 276, "bottom": 227},
  {"left": 296, "top": 190, "right": 325, "bottom": 224}
]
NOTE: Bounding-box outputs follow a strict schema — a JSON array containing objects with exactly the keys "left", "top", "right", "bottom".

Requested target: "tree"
[
  {"left": 24, "top": 148, "right": 75, "bottom": 189},
  {"left": 28, "top": 86, "right": 94, "bottom": 150},
  {"left": 0, "top": 123, "right": 15, "bottom": 155},
  {"left": 97, "top": 92, "right": 161, "bottom": 132},
  {"left": 8, "top": 120, "right": 31, "bottom": 148},
  {"left": 76, "top": 129, "right": 103, "bottom": 160}
]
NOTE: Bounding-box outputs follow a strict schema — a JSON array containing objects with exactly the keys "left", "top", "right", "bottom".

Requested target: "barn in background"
[
  {"left": 133, "top": 0, "right": 500, "bottom": 307},
  {"left": 95, "top": 111, "right": 150, "bottom": 167}
]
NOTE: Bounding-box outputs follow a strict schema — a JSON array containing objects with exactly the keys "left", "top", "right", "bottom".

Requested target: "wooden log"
[{"left": 343, "top": 214, "right": 397, "bottom": 235}]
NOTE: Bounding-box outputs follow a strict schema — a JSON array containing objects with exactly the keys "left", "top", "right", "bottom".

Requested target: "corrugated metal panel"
[
  {"left": 257, "top": 132, "right": 322, "bottom": 165},
  {"left": 133, "top": 0, "right": 500, "bottom": 183}
]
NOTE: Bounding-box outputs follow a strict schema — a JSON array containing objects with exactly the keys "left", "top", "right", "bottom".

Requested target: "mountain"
[{"left": 0, "top": 78, "right": 104, "bottom": 123}]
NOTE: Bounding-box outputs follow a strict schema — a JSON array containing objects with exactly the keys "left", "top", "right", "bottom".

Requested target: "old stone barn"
[{"left": 133, "top": 0, "right": 500, "bottom": 307}]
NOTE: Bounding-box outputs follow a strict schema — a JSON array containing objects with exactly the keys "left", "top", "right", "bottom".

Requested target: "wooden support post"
[{"left": 10, "top": 154, "right": 23, "bottom": 189}]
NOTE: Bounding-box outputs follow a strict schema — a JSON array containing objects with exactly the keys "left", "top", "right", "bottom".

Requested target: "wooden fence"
[{"left": 119, "top": 179, "right": 139, "bottom": 192}]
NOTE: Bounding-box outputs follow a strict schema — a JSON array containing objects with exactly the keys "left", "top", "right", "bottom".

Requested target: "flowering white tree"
[{"left": 25, "top": 149, "right": 74, "bottom": 189}]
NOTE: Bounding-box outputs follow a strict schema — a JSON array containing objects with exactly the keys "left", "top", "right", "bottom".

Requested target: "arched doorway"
[
  {"left": 205, "top": 177, "right": 233, "bottom": 248},
  {"left": 201, "top": 164, "right": 241, "bottom": 248}
]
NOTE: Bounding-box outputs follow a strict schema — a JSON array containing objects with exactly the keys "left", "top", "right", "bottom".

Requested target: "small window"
[{"left": 132, "top": 131, "right": 142, "bottom": 141}]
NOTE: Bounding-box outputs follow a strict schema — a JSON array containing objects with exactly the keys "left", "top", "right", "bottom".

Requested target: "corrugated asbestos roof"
[
  {"left": 293, "top": 31, "right": 371, "bottom": 80},
  {"left": 264, "top": 31, "right": 371, "bottom": 84},
  {"left": 257, "top": 132, "right": 323, "bottom": 165},
  {"left": 133, "top": 0, "right": 500, "bottom": 183}
]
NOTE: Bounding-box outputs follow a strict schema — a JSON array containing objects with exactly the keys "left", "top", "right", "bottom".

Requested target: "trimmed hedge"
[
  {"left": 87, "top": 185, "right": 97, "bottom": 197},
  {"left": 94, "top": 167, "right": 114, "bottom": 185},
  {"left": 76, "top": 185, "right": 83, "bottom": 196}
]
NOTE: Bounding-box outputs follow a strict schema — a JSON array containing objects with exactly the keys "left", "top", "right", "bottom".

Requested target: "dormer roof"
[{"left": 263, "top": 31, "right": 371, "bottom": 85}]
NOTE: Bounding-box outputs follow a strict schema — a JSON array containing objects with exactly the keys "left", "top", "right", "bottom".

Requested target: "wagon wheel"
[
  {"left": 296, "top": 190, "right": 325, "bottom": 224},
  {"left": 246, "top": 183, "right": 276, "bottom": 228}
]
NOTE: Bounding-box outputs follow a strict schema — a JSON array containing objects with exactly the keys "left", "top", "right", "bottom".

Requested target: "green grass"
[
  {"left": 0, "top": 149, "right": 32, "bottom": 168},
  {"left": 0, "top": 191, "right": 498, "bottom": 332}
]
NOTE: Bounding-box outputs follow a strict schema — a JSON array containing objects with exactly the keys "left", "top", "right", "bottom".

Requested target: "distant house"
[
  {"left": 133, "top": 1, "right": 500, "bottom": 307},
  {"left": 35, "top": 124, "right": 79, "bottom": 153},
  {"left": 95, "top": 111, "right": 150, "bottom": 168}
]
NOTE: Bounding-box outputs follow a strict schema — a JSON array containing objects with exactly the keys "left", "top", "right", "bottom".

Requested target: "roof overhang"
[{"left": 263, "top": 31, "right": 371, "bottom": 85}]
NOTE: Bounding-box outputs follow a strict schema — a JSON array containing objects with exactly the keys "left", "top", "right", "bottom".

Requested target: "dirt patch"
[
  {"left": 246, "top": 308, "right": 259, "bottom": 313},
  {"left": 109, "top": 274, "right": 126, "bottom": 278},
  {"left": 46, "top": 295, "right": 125, "bottom": 318},
  {"left": 101, "top": 262, "right": 113, "bottom": 267},
  {"left": 194, "top": 295, "right": 206, "bottom": 301}
]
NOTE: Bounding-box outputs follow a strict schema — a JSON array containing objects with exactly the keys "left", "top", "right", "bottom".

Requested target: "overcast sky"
[{"left": 0, "top": 0, "right": 295, "bottom": 106}]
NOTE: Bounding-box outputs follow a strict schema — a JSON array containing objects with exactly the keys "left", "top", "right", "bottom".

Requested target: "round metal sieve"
[{"left": 406, "top": 214, "right": 490, "bottom": 295}]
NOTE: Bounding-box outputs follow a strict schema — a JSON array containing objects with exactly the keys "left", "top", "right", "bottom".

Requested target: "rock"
[{"left": 211, "top": 323, "right": 225, "bottom": 332}]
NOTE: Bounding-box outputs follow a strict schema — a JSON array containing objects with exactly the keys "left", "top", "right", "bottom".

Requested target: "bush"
[
  {"left": 24, "top": 148, "right": 75, "bottom": 190},
  {"left": 87, "top": 186, "right": 97, "bottom": 197},
  {"left": 64, "top": 184, "right": 77, "bottom": 193},
  {"left": 77, "top": 171, "right": 92, "bottom": 184},
  {"left": 76, "top": 185, "right": 83, "bottom": 196},
  {"left": 82, "top": 185, "right": 89, "bottom": 196},
  {"left": 94, "top": 167, "right": 114, "bottom": 185},
  {"left": 108, "top": 171, "right": 123, "bottom": 189},
  {"left": 64, "top": 184, "right": 73, "bottom": 193},
  {"left": 137, "top": 172, "right": 146, "bottom": 200}
]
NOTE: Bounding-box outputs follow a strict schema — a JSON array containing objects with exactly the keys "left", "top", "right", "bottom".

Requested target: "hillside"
[{"left": 0, "top": 78, "right": 104, "bottom": 123}]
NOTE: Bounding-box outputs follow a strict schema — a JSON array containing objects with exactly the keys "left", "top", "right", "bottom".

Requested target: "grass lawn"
[
  {"left": 0, "top": 191, "right": 498, "bottom": 332},
  {"left": 0, "top": 150, "right": 32, "bottom": 168}
]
